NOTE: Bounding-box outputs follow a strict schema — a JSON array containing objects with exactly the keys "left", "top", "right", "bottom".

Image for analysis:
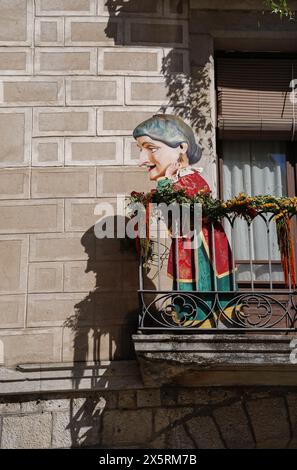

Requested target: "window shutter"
[{"left": 216, "top": 57, "right": 297, "bottom": 140}]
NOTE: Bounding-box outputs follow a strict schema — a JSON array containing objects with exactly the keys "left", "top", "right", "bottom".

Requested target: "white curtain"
[{"left": 222, "top": 141, "right": 287, "bottom": 282}]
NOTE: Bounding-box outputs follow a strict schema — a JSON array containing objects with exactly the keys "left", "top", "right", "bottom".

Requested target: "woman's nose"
[{"left": 138, "top": 149, "right": 150, "bottom": 167}]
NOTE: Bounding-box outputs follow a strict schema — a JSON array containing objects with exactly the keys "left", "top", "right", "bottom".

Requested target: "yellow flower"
[
  {"left": 262, "top": 203, "right": 277, "bottom": 209},
  {"left": 274, "top": 210, "right": 288, "bottom": 221}
]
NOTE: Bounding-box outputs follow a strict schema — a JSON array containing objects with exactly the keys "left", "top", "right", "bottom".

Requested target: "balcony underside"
[{"left": 133, "top": 333, "right": 297, "bottom": 387}]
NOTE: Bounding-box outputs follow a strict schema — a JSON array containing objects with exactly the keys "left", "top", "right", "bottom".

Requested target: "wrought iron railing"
[{"left": 138, "top": 211, "right": 297, "bottom": 332}]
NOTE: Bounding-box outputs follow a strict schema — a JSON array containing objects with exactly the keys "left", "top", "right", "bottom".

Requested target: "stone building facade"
[{"left": 1, "top": 0, "right": 297, "bottom": 449}]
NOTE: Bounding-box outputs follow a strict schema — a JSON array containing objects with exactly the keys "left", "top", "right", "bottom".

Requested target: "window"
[
  {"left": 216, "top": 53, "right": 297, "bottom": 287},
  {"left": 221, "top": 140, "right": 291, "bottom": 284}
]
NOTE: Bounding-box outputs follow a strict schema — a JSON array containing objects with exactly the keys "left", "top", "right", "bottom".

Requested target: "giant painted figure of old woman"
[{"left": 133, "top": 114, "right": 235, "bottom": 327}]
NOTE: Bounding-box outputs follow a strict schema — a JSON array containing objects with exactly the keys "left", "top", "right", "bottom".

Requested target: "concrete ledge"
[
  {"left": 133, "top": 334, "right": 297, "bottom": 387},
  {"left": 0, "top": 361, "right": 143, "bottom": 396}
]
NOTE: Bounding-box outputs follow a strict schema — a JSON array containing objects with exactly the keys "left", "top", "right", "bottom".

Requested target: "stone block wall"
[
  {"left": 0, "top": 1, "right": 296, "bottom": 367},
  {"left": 0, "top": 0, "right": 215, "bottom": 368},
  {"left": 1, "top": 386, "right": 297, "bottom": 448},
  {"left": 1, "top": 0, "right": 297, "bottom": 450}
]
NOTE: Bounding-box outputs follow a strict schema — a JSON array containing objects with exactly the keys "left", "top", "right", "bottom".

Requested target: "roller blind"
[{"left": 216, "top": 57, "right": 297, "bottom": 140}]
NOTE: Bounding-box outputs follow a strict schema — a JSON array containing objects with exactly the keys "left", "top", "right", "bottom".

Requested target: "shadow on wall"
[
  {"left": 64, "top": 0, "right": 213, "bottom": 448},
  {"left": 105, "top": 0, "right": 214, "bottom": 152},
  {"left": 64, "top": 217, "right": 152, "bottom": 447}
]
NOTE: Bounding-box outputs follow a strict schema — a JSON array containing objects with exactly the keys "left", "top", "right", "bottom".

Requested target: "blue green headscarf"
[{"left": 133, "top": 114, "right": 201, "bottom": 164}]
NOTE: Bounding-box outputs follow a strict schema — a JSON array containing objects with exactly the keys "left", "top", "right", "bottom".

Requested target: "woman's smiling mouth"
[{"left": 147, "top": 165, "right": 156, "bottom": 172}]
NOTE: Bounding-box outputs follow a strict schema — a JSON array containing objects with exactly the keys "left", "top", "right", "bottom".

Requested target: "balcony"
[{"left": 130, "top": 198, "right": 297, "bottom": 386}]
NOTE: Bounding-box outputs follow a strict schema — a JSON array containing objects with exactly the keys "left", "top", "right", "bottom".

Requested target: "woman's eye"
[{"left": 150, "top": 147, "right": 157, "bottom": 153}]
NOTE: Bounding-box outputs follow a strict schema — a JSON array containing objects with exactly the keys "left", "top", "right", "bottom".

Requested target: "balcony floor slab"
[{"left": 133, "top": 333, "right": 297, "bottom": 387}]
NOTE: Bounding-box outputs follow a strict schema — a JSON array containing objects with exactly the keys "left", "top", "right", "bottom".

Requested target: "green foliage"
[
  {"left": 128, "top": 189, "right": 297, "bottom": 280},
  {"left": 129, "top": 188, "right": 297, "bottom": 223},
  {"left": 265, "top": 0, "right": 294, "bottom": 19}
]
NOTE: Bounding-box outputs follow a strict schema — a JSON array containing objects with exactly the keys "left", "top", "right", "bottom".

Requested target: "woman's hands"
[{"left": 165, "top": 160, "right": 182, "bottom": 179}]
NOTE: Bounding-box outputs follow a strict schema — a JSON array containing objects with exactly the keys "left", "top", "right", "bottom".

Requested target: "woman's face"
[{"left": 136, "top": 135, "right": 186, "bottom": 181}]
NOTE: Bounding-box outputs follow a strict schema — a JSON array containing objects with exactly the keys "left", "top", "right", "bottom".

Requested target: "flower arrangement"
[{"left": 129, "top": 186, "right": 297, "bottom": 287}]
